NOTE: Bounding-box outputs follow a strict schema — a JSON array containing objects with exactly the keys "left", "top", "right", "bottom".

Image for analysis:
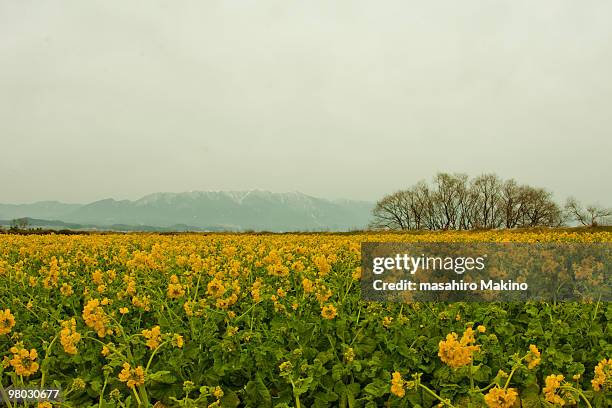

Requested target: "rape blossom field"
[{"left": 0, "top": 230, "right": 610, "bottom": 407}]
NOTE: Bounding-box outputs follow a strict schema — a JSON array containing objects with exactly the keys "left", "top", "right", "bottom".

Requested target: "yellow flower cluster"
[
  {"left": 302, "top": 278, "right": 314, "bottom": 293},
  {"left": 543, "top": 374, "right": 565, "bottom": 406},
  {"left": 321, "top": 304, "right": 337, "bottom": 320},
  {"left": 142, "top": 325, "right": 162, "bottom": 350},
  {"left": 251, "top": 279, "right": 263, "bottom": 302},
  {"left": 484, "top": 386, "right": 518, "bottom": 408},
  {"left": 207, "top": 278, "right": 226, "bottom": 298},
  {"left": 42, "top": 256, "right": 60, "bottom": 289},
  {"left": 0, "top": 230, "right": 609, "bottom": 405},
  {"left": 4, "top": 343, "right": 39, "bottom": 376},
  {"left": 313, "top": 255, "right": 331, "bottom": 276},
  {"left": 266, "top": 262, "right": 289, "bottom": 277},
  {"left": 390, "top": 371, "right": 405, "bottom": 397},
  {"left": 60, "top": 318, "right": 82, "bottom": 355},
  {"left": 0, "top": 308, "right": 15, "bottom": 335},
  {"left": 344, "top": 347, "right": 355, "bottom": 363},
  {"left": 438, "top": 327, "right": 480, "bottom": 368},
  {"left": 118, "top": 362, "right": 145, "bottom": 389},
  {"left": 92, "top": 269, "right": 104, "bottom": 285},
  {"left": 60, "top": 283, "right": 74, "bottom": 296},
  {"left": 131, "top": 295, "right": 151, "bottom": 311},
  {"left": 592, "top": 358, "right": 611, "bottom": 392},
  {"left": 172, "top": 333, "right": 184, "bottom": 348},
  {"left": 167, "top": 274, "right": 185, "bottom": 299},
  {"left": 525, "top": 344, "right": 541, "bottom": 369},
  {"left": 82, "top": 299, "right": 112, "bottom": 337}
]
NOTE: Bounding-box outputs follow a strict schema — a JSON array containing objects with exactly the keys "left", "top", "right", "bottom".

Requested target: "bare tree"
[
  {"left": 471, "top": 174, "right": 503, "bottom": 229},
  {"left": 432, "top": 173, "right": 469, "bottom": 230},
  {"left": 371, "top": 173, "right": 566, "bottom": 231},
  {"left": 370, "top": 190, "right": 412, "bottom": 230},
  {"left": 565, "top": 198, "right": 612, "bottom": 227},
  {"left": 10, "top": 218, "right": 29, "bottom": 230},
  {"left": 517, "top": 186, "right": 563, "bottom": 227},
  {"left": 500, "top": 179, "right": 523, "bottom": 228}
]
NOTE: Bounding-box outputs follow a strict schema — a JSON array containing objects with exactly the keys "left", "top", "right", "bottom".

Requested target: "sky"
[{"left": 1, "top": 1, "right": 611, "bottom": 205}]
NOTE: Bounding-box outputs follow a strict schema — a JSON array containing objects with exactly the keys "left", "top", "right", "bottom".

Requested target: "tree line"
[{"left": 371, "top": 173, "right": 611, "bottom": 230}]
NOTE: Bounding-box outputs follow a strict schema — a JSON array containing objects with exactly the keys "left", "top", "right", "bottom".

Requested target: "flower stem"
[
  {"left": 560, "top": 385, "right": 593, "bottom": 408},
  {"left": 41, "top": 334, "right": 59, "bottom": 388},
  {"left": 418, "top": 384, "right": 456, "bottom": 408}
]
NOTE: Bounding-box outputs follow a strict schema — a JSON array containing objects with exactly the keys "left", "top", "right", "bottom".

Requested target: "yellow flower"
[
  {"left": 321, "top": 304, "right": 337, "bottom": 320},
  {"left": 60, "top": 318, "right": 81, "bottom": 355},
  {"left": 477, "top": 325, "right": 486, "bottom": 333},
  {"left": 0, "top": 309, "right": 16, "bottom": 335},
  {"left": 7, "top": 343, "right": 39, "bottom": 376},
  {"left": 172, "top": 334, "right": 184, "bottom": 348},
  {"left": 315, "top": 286, "right": 333, "bottom": 303},
  {"left": 382, "top": 316, "right": 393, "bottom": 328},
  {"left": 344, "top": 347, "right": 355, "bottom": 363},
  {"left": 167, "top": 275, "right": 185, "bottom": 299},
  {"left": 119, "top": 307, "right": 129, "bottom": 315},
  {"left": 60, "top": 283, "right": 74, "bottom": 296},
  {"left": 142, "top": 326, "right": 162, "bottom": 350},
  {"left": 484, "top": 386, "right": 518, "bottom": 408},
  {"left": 118, "top": 362, "right": 145, "bottom": 389},
  {"left": 183, "top": 300, "right": 195, "bottom": 316},
  {"left": 82, "top": 299, "right": 112, "bottom": 338},
  {"left": 302, "top": 278, "right": 314, "bottom": 293},
  {"left": 207, "top": 278, "right": 226, "bottom": 298},
  {"left": 313, "top": 255, "right": 331, "bottom": 276},
  {"left": 92, "top": 269, "right": 104, "bottom": 285},
  {"left": 460, "top": 327, "right": 476, "bottom": 345},
  {"left": 131, "top": 295, "right": 151, "bottom": 311},
  {"left": 71, "top": 377, "right": 86, "bottom": 391},
  {"left": 592, "top": 358, "right": 611, "bottom": 392},
  {"left": 251, "top": 279, "right": 263, "bottom": 302},
  {"left": 438, "top": 329, "right": 480, "bottom": 368},
  {"left": 266, "top": 262, "right": 289, "bottom": 277},
  {"left": 212, "top": 386, "right": 224, "bottom": 398},
  {"left": 390, "top": 371, "right": 405, "bottom": 397},
  {"left": 525, "top": 344, "right": 541, "bottom": 369},
  {"left": 279, "top": 361, "right": 293, "bottom": 373},
  {"left": 543, "top": 374, "right": 566, "bottom": 406}
]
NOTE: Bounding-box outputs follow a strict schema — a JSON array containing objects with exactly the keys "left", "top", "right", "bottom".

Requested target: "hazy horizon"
[
  {"left": 0, "top": 188, "right": 376, "bottom": 205},
  {"left": 1, "top": 1, "right": 611, "bottom": 206}
]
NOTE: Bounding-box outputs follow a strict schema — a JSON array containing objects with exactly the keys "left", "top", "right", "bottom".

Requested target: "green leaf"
[
  {"left": 363, "top": 378, "right": 388, "bottom": 398},
  {"left": 147, "top": 370, "right": 177, "bottom": 384},
  {"left": 245, "top": 374, "right": 272, "bottom": 408}
]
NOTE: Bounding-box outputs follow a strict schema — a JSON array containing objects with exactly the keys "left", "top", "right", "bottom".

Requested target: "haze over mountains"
[{"left": 0, "top": 191, "right": 374, "bottom": 232}]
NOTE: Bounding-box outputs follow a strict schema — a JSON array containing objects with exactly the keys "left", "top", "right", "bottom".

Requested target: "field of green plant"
[{"left": 0, "top": 230, "right": 610, "bottom": 407}]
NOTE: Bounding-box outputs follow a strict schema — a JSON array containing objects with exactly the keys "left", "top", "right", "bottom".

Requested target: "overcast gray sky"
[{"left": 1, "top": 1, "right": 610, "bottom": 205}]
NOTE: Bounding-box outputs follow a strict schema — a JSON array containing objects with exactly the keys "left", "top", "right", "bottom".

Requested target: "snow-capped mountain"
[{"left": 0, "top": 191, "right": 374, "bottom": 231}]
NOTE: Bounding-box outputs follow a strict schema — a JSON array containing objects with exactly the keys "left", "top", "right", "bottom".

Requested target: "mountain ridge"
[{"left": 0, "top": 190, "right": 374, "bottom": 232}]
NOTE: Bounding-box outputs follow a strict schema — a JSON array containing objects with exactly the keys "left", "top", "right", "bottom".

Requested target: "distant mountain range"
[{"left": 0, "top": 191, "right": 374, "bottom": 232}]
